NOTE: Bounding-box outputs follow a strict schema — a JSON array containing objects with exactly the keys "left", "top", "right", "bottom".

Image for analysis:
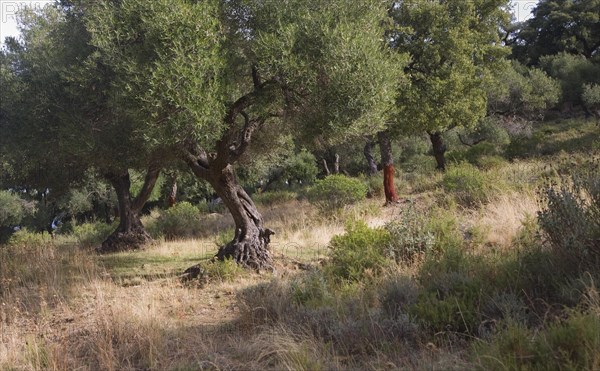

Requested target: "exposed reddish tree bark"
[{"left": 378, "top": 131, "right": 399, "bottom": 205}]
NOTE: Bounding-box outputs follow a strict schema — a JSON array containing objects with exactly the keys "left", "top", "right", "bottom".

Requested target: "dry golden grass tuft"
[{"left": 474, "top": 190, "right": 540, "bottom": 250}]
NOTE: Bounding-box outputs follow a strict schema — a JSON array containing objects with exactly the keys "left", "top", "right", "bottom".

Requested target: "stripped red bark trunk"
[{"left": 378, "top": 131, "right": 399, "bottom": 204}]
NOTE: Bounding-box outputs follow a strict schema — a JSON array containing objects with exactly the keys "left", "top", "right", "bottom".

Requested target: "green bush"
[
  {"left": 362, "top": 174, "right": 385, "bottom": 198},
  {"left": 202, "top": 258, "right": 244, "bottom": 282},
  {"left": 442, "top": 163, "right": 500, "bottom": 206},
  {"left": 150, "top": 202, "right": 202, "bottom": 239},
  {"left": 411, "top": 248, "right": 487, "bottom": 334},
  {"left": 0, "top": 190, "right": 25, "bottom": 227},
  {"left": 474, "top": 313, "right": 600, "bottom": 370},
  {"left": 290, "top": 270, "right": 333, "bottom": 308},
  {"left": 72, "top": 222, "right": 116, "bottom": 247},
  {"left": 253, "top": 190, "right": 297, "bottom": 206},
  {"left": 384, "top": 206, "right": 435, "bottom": 263},
  {"left": 327, "top": 222, "right": 391, "bottom": 282},
  {"left": 307, "top": 175, "right": 368, "bottom": 212},
  {"left": 7, "top": 228, "right": 48, "bottom": 247},
  {"left": 538, "top": 166, "right": 600, "bottom": 272},
  {"left": 380, "top": 276, "right": 419, "bottom": 319}
]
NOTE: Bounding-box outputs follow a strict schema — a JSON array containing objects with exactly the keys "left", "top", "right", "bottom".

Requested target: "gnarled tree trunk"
[
  {"left": 429, "top": 131, "right": 447, "bottom": 171},
  {"left": 98, "top": 166, "right": 160, "bottom": 253},
  {"left": 378, "top": 131, "right": 399, "bottom": 205},
  {"left": 364, "top": 138, "right": 378, "bottom": 176},
  {"left": 209, "top": 166, "right": 273, "bottom": 270}
]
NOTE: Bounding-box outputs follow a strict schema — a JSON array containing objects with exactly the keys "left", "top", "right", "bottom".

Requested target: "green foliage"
[
  {"left": 253, "top": 191, "right": 297, "bottom": 207},
  {"left": 441, "top": 163, "right": 502, "bottom": 206},
  {"left": 149, "top": 202, "right": 202, "bottom": 239},
  {"left": 512, "top": 0, "right": 600, "bottom": 65},
  {"left": 583, "top": 83, "right": 600, "bottom": 110},
  {"left": 384, "top": 206, "right": 435, "bottom": 263},
  {"left": 0, "top": 190, "right": 25, "bottom": 227},
  {"left": 72, "top": 222, "right": 115, "bottom": 248},
  {"left": 7, "top": 228, "right": 47, "bottom": 247},
  {"left": 290, "top": 271, "right": 333, "bottom": 308},
  {"left": 390, "top": 0, "right": 509, "bottom": 136},
  {"left": 538, "top": 166, "right": 600, "bottom": 272},
  {"left": 411, "top": 249, "right": 485, "bottom": 334},
  {"left": 474, "top": 313, "right": 600, "bottom": 370},
  {"left": 280, "top": 149, "right": 319, "bottom": 185},
  {"left": 485, "top": 60, "right": 560, "bottom": 118},
  {"left": 361, "top": 174, "right": 385, "bottom": 198},
  {"left": 540, "top": 53, "right": 600, "bottom": 106},
  {"left": 380, "top": 276, "right": 419, "bottom": 319},
  {"left": 307, "top": 175, "right": 368, "bottom": 212},
  {"left": 327, "top": 222, "right": 391, "bottom": 282},
  {"left": 202, "top": 258, "right": 244, "bottom": 282}
]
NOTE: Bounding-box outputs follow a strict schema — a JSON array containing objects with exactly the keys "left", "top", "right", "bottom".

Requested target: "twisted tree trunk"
[
  {"left": 378, "top": 131, "right": 399, "bottom": 205},
  {"left": 208, "top": 166, "right": 273, "bottom": 270},
  {"left": 98, "top": 166, "right": 160, "bottom": 253}
]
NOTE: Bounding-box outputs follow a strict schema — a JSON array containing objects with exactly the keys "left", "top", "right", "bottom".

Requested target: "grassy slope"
[{"left": 1, "top": 118, "right": 599, "bottom": 370}]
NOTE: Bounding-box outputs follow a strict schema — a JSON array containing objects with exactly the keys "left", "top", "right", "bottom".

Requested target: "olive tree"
[{"left": 86, "top": 0, "right": 403, "bottom": 269}]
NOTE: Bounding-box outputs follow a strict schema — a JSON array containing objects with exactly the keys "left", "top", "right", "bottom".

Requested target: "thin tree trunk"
[
  {"left": 429, "top": 131, "right": 447, "bottom": 171},
  {"left": 364, "top": 138, "right": 378, "bottom": 176},
  {"left": 333, "top": 153, "right": 340, "bottom": 174},
  {"left": 377, "top": 131, "right": 399, "bottom": 205},
  {"left": 98, "top": 166, "right": 160, "bottom": 253},
  {"left": 322, "top": 158, "right": 331, "bottom": 176},
  {"left": 166, "top": 174, "right": 177, "bottom": 208}
]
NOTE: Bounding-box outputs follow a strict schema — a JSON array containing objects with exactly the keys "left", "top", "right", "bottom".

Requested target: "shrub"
[
  {"left": 72, "top": 222, "right": 116, "bottom": 247},
  {"left": 253, "top": 190, "right": 297, "bottom": 206},
  {"left": 327, "top": 222, "right": 391, "bottom": 282},
  {"left": 474, "top": 313, "right": 600, "bottom": 370},
  {"left": 362, "top": 174, "right": 385, "bottom": 198},
  {"left": 202, "top": 258, "right": 244, "bottom": 282},
  {"left": 380, "top": 276, "right": 419, "bottom": 319},
  {"left": 290, "top": 270, "right": 333, "bottom": 308},
  {"left": 538, "top": 166, "right": 600, "bottom": 272},
  {"left": 442, "top": 163, "right": 499, "bottom": 206},
  {"left": 306, "top": 175, "right": 367, "bottom": 212},
  {"left": 384, "top": 206, "right": 435, "bottom": 263},
  {"left": 150, "top": 202, "right": 202, "bottom": 239},
  {"left": 7, "top": 228, "right": 48, "bottom": 247},
  {"left": 0, "top": 190, "right": 25, "bottom": 227}
]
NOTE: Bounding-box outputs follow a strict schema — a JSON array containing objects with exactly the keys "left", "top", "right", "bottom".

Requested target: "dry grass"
[{"left": 472, "top": 190, "right": 540, "bottom": 251}]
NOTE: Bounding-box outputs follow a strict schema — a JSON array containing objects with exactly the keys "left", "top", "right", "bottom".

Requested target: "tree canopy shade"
[
  {"left": 387, "top": 0, "right": 510, "bottom": 170},
  {"left": 511, "top": 0, "right": 600, "bottom": 66},
  {"left": 0, "top": 4, "right": 166, "bottom": 252},
  {"left": 86, "top": 0, "right": 403, "bottom": 269}
]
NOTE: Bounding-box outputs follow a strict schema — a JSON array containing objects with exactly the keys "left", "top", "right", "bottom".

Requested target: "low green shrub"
[
  {"left": 362, "top": 174, "right": 385, "bottom": 198},
  {"left": 380, "top": 276, "right": 419, "bottom": 319},
  {"left": 149, "top": 202, "right": 202, "bottom": 239},
  {"left": 253, "top": 190, "right": 297, "bottom": 206},
  {"left": 202, "top": 257, "right": 244, "bottom": 282},
  {"left": 327, "top": 222, "right": 391, "bottom": 282},
  {"left": 538, "top": 165, "right": 600, "bottom": 273},
  {"left": 384, "top": 206, "right": 435, "bottom": 263},
  {"left": 475, "top": 155, "right": 508, "bottom": 170},
  {"left": 290, "top": 270, "right": 333, "bottom": 308},
  {"left": 441, "top": 163, "right": 500, "bottom": 206},
  {"left": 474, "top": 313, "right": 600, "bottom": 370},
  {"left": 72, "top": 222, "right": 116, "bottom": 247},
  {"left": 7, "top": 228, "right": 48, "bottom": 247},
  {"left": 306, "top": 175, "right": 368, "bottom": 212}
]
